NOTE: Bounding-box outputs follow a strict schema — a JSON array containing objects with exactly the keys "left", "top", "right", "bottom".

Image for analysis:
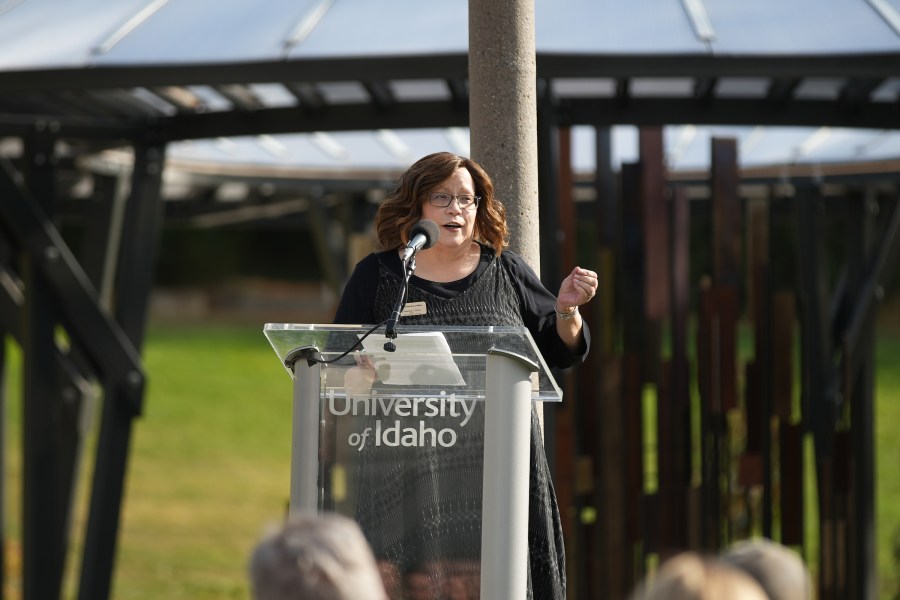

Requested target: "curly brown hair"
[{"left": 374, "top": 152, "right": 508, "bottom": 255}]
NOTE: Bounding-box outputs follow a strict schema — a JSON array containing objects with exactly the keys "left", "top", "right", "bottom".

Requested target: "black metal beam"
[
  {"left": 843, "top": 197, "right": 900, "bottom": 364},
  {"left": 0, "top": 55, "right": 470, "bottom": 92},
  {"left": 615, "top": 78, "right": 630, "bottom": 107},
  {"left": 0, "top": 261, "right": 23, "bottom": 340},
  {"left": 446, "top": 78, "right": 468, "bottom": 111},
  {"left": 839, "top": 78, "right": 885, "bottom": 107},
  {"left": 0, "top": 113, "right": 142, "bottom": 140},
  {"left": 538, "top": 52, "right": 900, "bottom": 80},
  {"left": 1, "top": 53, "right": 899, "bottom": 93},
  {"left": 0, "top": 216, "right": 12, "bottom": 599},
  {"left": 158, "top": 90, "right": 900, "bottom": 143},
  {"left": 563, "top": 97, "right": 900, "bottom": 129},
  {"left": 843, "top": 191, "right": 879, "bottom": 600},
  {"left": 284, "top": 82, "right": 326, "bottom": 112},
  {"left": 766, "top": 78, "right": 801, "bottom": 106},
  {"left": 78, "top": 174, "right": 121, "bottom": 292},
  {"left": 362, "top": 80, "right": 396, "bottom": 111},
  {"left": 20, "top": 131, "right": 67, "bottom": 600},
  {"left": 213, "top": 84, "right": 264, "bottom": 111},
  {"left": 79, "top": 142, "right": 165, "bottom": 600},
  {"left": 694, "top": 77, "right": 718, "bottom": 104},
  {"left": 0, "top": 161, "right": 145, "bottom": 413}
]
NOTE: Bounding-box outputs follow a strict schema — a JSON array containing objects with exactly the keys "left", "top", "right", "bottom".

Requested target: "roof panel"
[
  {"left": 668, "top": 125, "right": 762, "bottom": 169},
  {"left": 92, "top": 0, "right": 320, "bottom": 65},
  {"left": 705, "top": 0, "right": 900, "bottom": 54},
  {"left": 799, "top": 128, "right": 883, "bottom": 162},
  {"left": 552, "top": 78, "right": 616, "bottom": 99},
  {"left": 716, "top": 78, "right": 770, "bottom": 98},
  {"left": 872, "top": 77, "right": 900, "bottom": 101},
  {"left": 171, "top": 130, "right": 468, "bottom": 171},
  {"left": 536, "top": 0, "right": 707, "bottom": 53},
  {"left": 389, "top": 80, "right": 452, "bottom": 102},
  {"left": 0, "top": 0, "right": 150, "bottom": 69},
  {"left": 1, "top": 0, "right": 897, "bottom": 73},
  {"left": 287, "top": 0, "right": 467, "bottom": 58}
]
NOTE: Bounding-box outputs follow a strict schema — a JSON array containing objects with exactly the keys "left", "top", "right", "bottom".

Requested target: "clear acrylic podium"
[{"left": 264, "top": 323, "right": 562, "bottom": 600}]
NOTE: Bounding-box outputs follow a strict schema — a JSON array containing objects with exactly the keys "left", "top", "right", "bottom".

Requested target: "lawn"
[
  {"left": 112, "top": 325, "right": 293, "bottom": 600},
  {"left": 2, "top": 318, "right": 900, "bottom": 599}
]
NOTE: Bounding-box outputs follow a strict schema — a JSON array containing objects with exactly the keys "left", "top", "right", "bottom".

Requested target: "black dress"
[{"left": 333, "top": 243, "right": 589, "bottom": 600}]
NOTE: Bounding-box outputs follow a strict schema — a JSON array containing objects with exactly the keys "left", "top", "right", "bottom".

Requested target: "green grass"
[
  {"left": 875, "top": 333, "right": 900, "bottom": 600},
  {"left": 113, "top": 325, "right": 292, "bottom": 600},
  {"left": 3, "top": 321, "right": 900, "bottom": 598},
  {"left": 3, "top": 324, "right": 293, "bottom": 600}
]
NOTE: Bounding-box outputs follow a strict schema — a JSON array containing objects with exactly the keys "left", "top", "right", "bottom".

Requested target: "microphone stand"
[{"left": 384, "top": 254, "right": 417, "bottom": 351}]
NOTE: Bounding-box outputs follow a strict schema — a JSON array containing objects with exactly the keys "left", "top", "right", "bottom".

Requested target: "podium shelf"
[{"left": 264, "top": 323, "right": 562, "bottom": 402}]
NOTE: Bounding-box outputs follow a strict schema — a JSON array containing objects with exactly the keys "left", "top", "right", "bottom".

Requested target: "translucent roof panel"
[
  {"left": 536, "top": 0, "right": 708, "bottom": 53},
  {"left": 705, "top": 0, "right": 900, "bottom": 54},
  {"left": 1, "top": 0, "right": 898, "bottom": 71},
  {"left": 286, "top": 0, "right": 468, "bottom": 59},
  {"left": 92, "top": 0, "right": 321, "bottom": 65},
  {"left": 735, "top": 127, "right": 827, "bottom": 165},
  {"left": 171, "top": 129, "right": 472, "bottom": 171},
  {"left": 872, "top": 78, "right": 900, "bottom": 102},
  {"left": 0, "top": 0, "right": 151, "bottom": 69}
]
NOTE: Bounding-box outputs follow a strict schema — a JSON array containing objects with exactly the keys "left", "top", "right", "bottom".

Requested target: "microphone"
[{"left": 400, "top": 220, "right": 440, "bottom": 263}]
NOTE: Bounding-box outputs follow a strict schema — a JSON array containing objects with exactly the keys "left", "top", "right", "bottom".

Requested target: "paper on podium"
[{"left": 360, "top": 331, "right": 466, "bottom": 386}]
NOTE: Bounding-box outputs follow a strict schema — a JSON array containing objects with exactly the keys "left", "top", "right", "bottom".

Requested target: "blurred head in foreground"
[
  {"left": 631, "top": 551, "right": 768, "bottom": 600},
  {"left": 249, "top": 513, "right": 388, "bottom": 600},
  {"left": 722, "top": 538, "right": 813, "bottom": 600}
]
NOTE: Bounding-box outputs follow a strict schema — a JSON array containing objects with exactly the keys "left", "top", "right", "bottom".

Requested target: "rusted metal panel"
[
  {"left": 745, "top": 360, "right": 763, "bottom": 454},
  {"left": 668, "top": 186, "right": 691, "bottom": 553},
  {"left": 698, "top": 285, "right": 739, "bottom": 414},
  {"left": 779, "top": 423, "right": 804, "bottom": 546},
  {"left": 670, "top": 186, "right": 691, "bottom": 415},
  {"left": 624, "top": 352, "right": 644, "bottom": 581},
  {"left": 717, "top": 287, "right": 740, "bottom": 412},
  {"left": 711, "top": 137, "right": 742, "bottom": 287},
  {"left": 599, "top": 356, "right": 629, "bottom": 600},
  {"left": 772, "top": 292, "right": 796, "bottom": 421},
  {"left": 738, "top": 452, "right": 764, "bottom": 487},
  {"left": 656, "top": 360, "right": 687, "bottom": 557},
  {"left": 747, "top": 199, "right": 769, "bottom": 325},
  {"left": 639, "top": 127, "right": 669, "bottom": 321},
  {"left": 553, "top": 125, "right": 580, "bottom": 594},
  {"left": 621, "top": 162, "right": 645, "bottom": 357},
  {"left": 558, "top": 126, "right": 576, "bottom": 270}
]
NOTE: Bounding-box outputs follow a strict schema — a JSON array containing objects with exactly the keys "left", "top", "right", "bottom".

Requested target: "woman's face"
[{"left": 420, "top": 167, "right": 478, "bottom": 251}]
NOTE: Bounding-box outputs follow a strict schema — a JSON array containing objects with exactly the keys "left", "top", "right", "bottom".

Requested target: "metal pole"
[
  {"left": 481, "top": 349, "right": 536, "bottom": 600},
  {"left": 468, "top": 0, "right": 539, "bottom": 266},
  {"left": 469, "top": 0, "right": 544, "bottom": 432},
  {"left": 290, "top": 356, "right": 321, "bottom": 514}
]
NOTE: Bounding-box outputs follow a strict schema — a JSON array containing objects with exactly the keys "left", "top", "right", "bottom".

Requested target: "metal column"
[{"left": 481, "top": 349, "right": 537, "bottom": 600}]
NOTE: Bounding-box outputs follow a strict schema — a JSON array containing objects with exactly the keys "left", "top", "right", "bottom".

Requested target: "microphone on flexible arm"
[
  {"left": 384, "top": 219, "right": 440, "bottom": 350},
  {"left": 400, "top": 219, "right": 440, "bottom": 264}
]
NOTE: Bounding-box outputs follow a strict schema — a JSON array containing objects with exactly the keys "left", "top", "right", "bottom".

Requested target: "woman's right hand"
[{"left": 344, "top": 352, "right": 377, "bottom": 396}]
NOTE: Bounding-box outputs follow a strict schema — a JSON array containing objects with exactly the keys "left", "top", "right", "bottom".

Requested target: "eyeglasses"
[{"left": 428, "top": 192, "right": 480, "bottom": 209}]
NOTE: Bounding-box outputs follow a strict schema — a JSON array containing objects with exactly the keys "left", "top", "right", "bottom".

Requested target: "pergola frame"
[{"left": 1, "top": 43, "right": 900, "bottom": 600}]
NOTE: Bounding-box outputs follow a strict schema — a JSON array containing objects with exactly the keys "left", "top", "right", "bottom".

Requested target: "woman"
[{"left": 333, "top": 152, "right": 598, "bottom": 600}]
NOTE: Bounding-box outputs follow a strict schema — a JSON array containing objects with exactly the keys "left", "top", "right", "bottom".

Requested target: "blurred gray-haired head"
[
  {"left": 249, "top": 513, "right": 388, "bottom": 600},
  {"left": 631, "top": 552, "right": 768, "bottom": 600},
  {"left": 721, "top": 538, "right": 813, "bottom": 600}
]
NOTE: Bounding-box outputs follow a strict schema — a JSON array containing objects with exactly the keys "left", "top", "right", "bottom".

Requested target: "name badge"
[{"left": 401, "top": 301, "right": 427, "bottom": 317}]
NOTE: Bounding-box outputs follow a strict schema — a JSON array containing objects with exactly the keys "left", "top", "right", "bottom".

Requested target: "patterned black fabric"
[{"left": 352, "top": 251, "right": 566, "bottom": 600}]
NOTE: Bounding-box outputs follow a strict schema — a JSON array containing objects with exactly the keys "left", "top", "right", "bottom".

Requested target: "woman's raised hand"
[{"left": 556, "top": 266, "right": 598, "bottom": 310}]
